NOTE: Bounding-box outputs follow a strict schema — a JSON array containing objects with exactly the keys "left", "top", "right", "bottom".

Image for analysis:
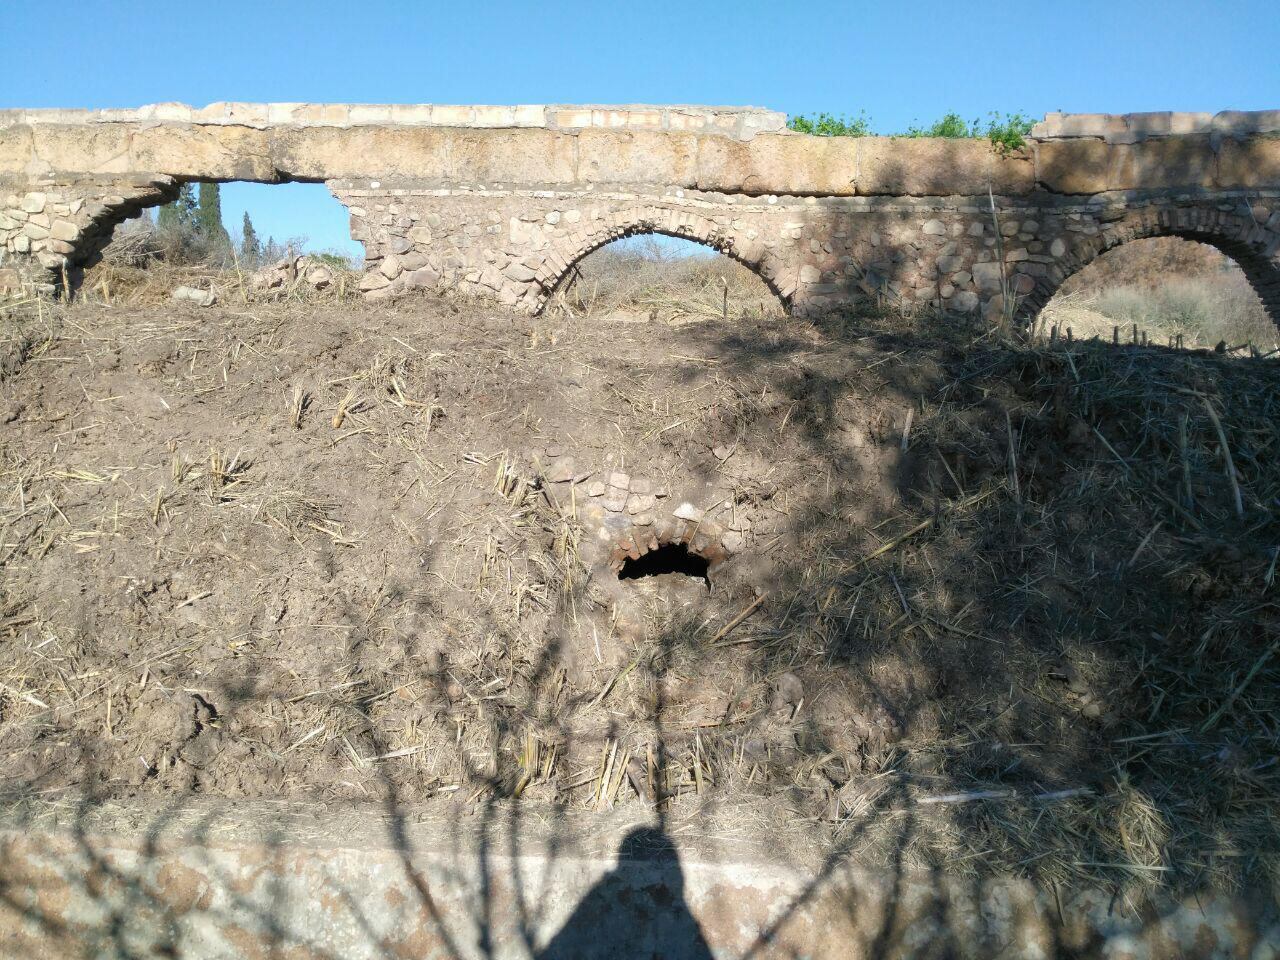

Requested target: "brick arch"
[
  {"left": 529, "top": 206, "right": 789, "bottom": 314},
  {"left": 1020, "top": 207, "right": 1280, "bottom": 330}
]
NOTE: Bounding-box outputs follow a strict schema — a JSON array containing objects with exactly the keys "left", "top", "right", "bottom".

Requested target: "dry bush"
[
  {"left": 1044, "top": 237, "right": 1277, "bottom": 351},
  {"left": 80, "top": 218, "right": 361, "bottom": 307},
  {"left": 551, "top": 236, "right": 785, "bottom": 323}
]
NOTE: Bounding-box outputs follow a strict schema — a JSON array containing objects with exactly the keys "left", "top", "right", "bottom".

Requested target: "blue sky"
[{"left": 6, "top": 0, "right": 1278, "bottom": 257}]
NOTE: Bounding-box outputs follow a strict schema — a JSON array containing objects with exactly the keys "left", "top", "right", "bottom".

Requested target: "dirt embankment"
[{"left": 1, "top": 297, "right": 1277, "bottom": 895}]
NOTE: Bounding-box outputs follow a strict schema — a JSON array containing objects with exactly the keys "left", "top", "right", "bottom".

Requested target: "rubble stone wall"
[{"left": 1, "top": 104, "right": 1278, "bottom": 325}]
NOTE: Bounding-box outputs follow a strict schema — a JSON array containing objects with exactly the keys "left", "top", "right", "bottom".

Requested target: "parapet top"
[
  {"left": 4, "top": 103, "right": 1276, "bottom": 146},
  {"left": 0, "top": 102, "right": 788, "bottom": 141},
  {"left": 1032, "top": 110, "right": 1280, "bottom": 143}
]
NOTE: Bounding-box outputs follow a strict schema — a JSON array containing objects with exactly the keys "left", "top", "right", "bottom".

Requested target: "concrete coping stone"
[
  {"left": 1031, "top": 109, "right": 1280, "bottom": 143},
  {"left": 0, "top": 102, "right": 788, "bottom": 141}
]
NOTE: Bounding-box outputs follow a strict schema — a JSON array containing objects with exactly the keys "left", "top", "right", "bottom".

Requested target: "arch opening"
[
  {"left": 546, "top": 232, "right": 786, "bottom": 324},
  {"left": 1038, "top": 234, "right": 1279, "bottom": 352},
  {"left": 617, "top": 540, "right": 712, "bottom": 589},
  {"left": 76, "top": 181, "right": 359, "bottom": 301}
]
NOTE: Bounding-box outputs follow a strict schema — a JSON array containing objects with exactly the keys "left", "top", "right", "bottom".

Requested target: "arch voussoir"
[{"left": 1019, "top": 201, "right": 1280, "bottom": 332}]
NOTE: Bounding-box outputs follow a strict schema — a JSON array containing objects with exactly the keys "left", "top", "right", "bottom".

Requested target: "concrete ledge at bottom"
[{"left": 0, "top": 801, "right": 1275, "bottom": 959}]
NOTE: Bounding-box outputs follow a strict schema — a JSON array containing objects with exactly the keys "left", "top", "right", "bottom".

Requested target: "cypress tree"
[
  {"left": 196, "top": 182, "right": 231, "bottom": 247},
  {"left": 241, "top": 211, "right": 260, "bottom": 264},
  {"left": 156, "top": 183, "right": 197, "bottom": 232}
]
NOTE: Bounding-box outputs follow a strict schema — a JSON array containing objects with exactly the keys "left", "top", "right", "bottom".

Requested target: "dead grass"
[
  {"left": 1043, "top": 236, "right": 1277, "bottom": 353},
  {"left": 549, "top": 237, "right": 786, "bottom": 325}
]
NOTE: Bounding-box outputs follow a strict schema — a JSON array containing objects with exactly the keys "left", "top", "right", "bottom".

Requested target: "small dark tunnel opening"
[{"left": 617, "top": 542, "right": 711, "bottom": 588}]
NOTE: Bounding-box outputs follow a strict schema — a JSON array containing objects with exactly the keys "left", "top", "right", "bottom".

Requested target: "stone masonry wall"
[
  {"left": 2, "top": 104, "right": 1279, "bottom": 326},
  {"left": 331, "top": 180, "right": 1280, "bottom": 324}
]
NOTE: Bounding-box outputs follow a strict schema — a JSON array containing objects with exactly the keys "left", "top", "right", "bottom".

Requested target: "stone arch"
[
  {"left": 0, "top": 177, "right": 180, "bottom": 295},
  {"left": 1019, "top": 206, "right": 1280, "bottom": 330},
  {"left": 530, "top": 206, "right": 789, "bottom": 315}
]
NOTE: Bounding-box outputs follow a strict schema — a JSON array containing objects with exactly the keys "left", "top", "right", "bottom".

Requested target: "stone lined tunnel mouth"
[{"left": 617, "top": 541, "right": 712, "bottom": 589}]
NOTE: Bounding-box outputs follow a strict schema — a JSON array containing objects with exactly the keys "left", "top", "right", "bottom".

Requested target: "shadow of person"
[{"left": 537, "top": 825, "right": 714, "bottom": 960}]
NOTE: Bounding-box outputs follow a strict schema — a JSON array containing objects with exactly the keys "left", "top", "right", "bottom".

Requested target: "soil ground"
[{"left": 1, "top": 291, "right": 1277, "bottom": 901}]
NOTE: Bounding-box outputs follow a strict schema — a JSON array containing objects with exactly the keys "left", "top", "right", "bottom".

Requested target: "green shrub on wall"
[{"left": 788, "top": 109, "right": 1035, "bottom": 151}]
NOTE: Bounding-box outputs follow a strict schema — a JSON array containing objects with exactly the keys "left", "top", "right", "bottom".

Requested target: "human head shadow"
[{"left": 536, "top": 824, "right": 713, "bottom": 960}]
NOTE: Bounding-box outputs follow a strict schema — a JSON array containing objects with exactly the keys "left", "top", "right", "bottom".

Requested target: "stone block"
[
  {"left": 1031, "top": 112, "right": 1128, "bottom": 140},
  {"left": 627, "top": 494, "right": 656, "bottom": 514},
  {"left": 1034, "top": 139, "right": 1113, "bottom": 193},
  {"left": 473, "top": 106, "right": 516, "bottom": 127},
  {"left": 512, "top": 105, "right": 546, "bottom": 127},
  {"left": 1036, "top": 137, "right": 1216, "bottom": 192},
  {"left": 971, "top": 261, "right": 1003, "bottom": 293},
  {"left": 445, "top": 128, "right": 576, "bottom": 184},
  {"left": 130, "top": 124, "right": 275, "bottom": 180},
  {"left": 358, "top": 271, "right": 391, "bottom": 291},
  {"left": 264, "top": 103, "right": 305, "bottom": 124},
  {"left": 49, "top": 220, "right": 78, "bottom": 242},
  {"left": 274, "top": 126, "right": 449, "bottom": 181},
  {"left": 1216, "top": 136, "right": 1280, "bottom": 189},
  {"left": 194, "top": 102, "right": 272, "bottom": 125},
  {"left": 349, "top": 105, "right": 393, "bottom": 124},
  {"left": 402, "top": 267, "right": 440, "bottom": 289},
  {"left": 306, "top": 104, "right": 357, "bottom": 126},
  {"left": 666, "top": 111, "right": 709, "bottom": 133},
  {"left": 0, "top": 124, "right": 32, "bottom": 175},
  {"left": 578, "top": 129, "right": 697, "bottom": 187},
  {"left": 550, "top": 109, "right": 593, "bottom": 129},
  {"left": 137, "top": 102, "right": 192, "bottom": 122},
  {"left": 386, "top": 105, "right": 432, "bottom": 125},
  {"left": 1211, "top": 110, "right": 1280, "bottom": 136},
  {"left": 1124, "top": 112, "right": 1213, "bottom": 140},
  {"left": 697, "top": 132, "right": 857, "bottom": 196},
  {"left": 858, "top": 138, "right": 1033, "bottom": 197},
  {"left": 624, "top": 111, "right": 664, "bottom": 131}
]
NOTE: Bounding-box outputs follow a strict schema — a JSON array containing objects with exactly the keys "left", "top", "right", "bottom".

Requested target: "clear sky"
[{"left": 6, "top": 0, "right": 1278, "bottom": 257}]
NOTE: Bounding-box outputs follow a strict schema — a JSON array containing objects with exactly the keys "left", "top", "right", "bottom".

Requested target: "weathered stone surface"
[
  {"left": 172, "top": 285, "right": 216, "bottom": 306},
  {"left": 674, "top": 502, "right": 704, "bottom": 522},
  {"left": 1216, "top": 136, "right": 1280, "bottom": 189},
  {"left": 4, "top": 801, "right": 1269, "bottom": 960},
  {"left": 358, "top": 271, "right": 392, "bottom": 292},
  {"left": 857, "top": 138, "right": 1033, "bottom": 196},
  {"left": 546, "top": 457, "right": 576, "bottom": 483}
]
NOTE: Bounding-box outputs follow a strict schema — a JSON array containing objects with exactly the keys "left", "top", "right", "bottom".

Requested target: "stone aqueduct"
[{"left": 1, "top": 102, "right": 1279, "bottom": 325}]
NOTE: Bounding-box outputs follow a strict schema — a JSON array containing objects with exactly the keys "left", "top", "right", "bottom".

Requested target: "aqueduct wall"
[{"left": 1, "top": 103, "right": 1279, "bottom": 324}]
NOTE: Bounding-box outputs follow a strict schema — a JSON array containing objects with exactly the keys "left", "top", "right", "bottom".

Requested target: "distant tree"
[
  {"left": 241, "top": 211, "right": 260, "bottom": 264},
  {"left": 156, "top": 183, "right": 197, "bottom": 232},
  {"left": 262, "top": 235, "right": 284, "bottom": 264},
  {"left": 196, "top": 182, "right": 231, "bottom": 249}
]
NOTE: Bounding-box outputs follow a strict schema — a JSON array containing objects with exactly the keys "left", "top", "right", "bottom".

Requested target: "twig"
[
  {"left": 1200, "top": 396, "right": 1245, "bottom": 519},
  {"left": 709, "top": 593, "right": 768, "bottom": 644}
]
